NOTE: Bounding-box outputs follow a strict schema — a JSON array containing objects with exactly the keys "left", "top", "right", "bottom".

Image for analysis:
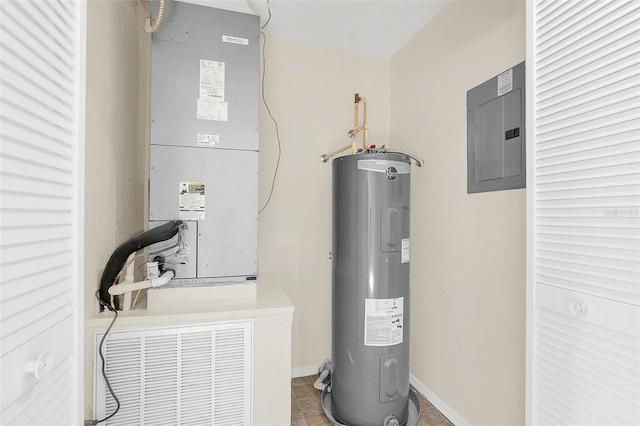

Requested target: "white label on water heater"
[
  {"left": 364, "top": 297, "right": 404, "bottom": 346},
  {"left": 402, "top": 238, "right": 410, "bottom": 263}
]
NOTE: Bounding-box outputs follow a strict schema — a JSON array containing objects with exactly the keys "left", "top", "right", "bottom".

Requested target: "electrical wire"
[
  {"left": 146, "top": 0, "right": 166, "bottom": 34},
  {"left": 258, "top": 27, "right": 282, "bottom": 214},
  {"left": 261, "top": 0, "right": 272, "bottom": 30},
  {"left": 149, "top": 223, "right": 187, "bottom": 258},
  {"left": 92, "top": 291, "right": 121, "bottom": 425}
]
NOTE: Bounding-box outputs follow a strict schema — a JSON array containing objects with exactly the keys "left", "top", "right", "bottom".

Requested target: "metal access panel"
[
  {"left": 148, "top": 220, "right": 198, "bottom": 280},
  {"left": 149, "top": 1, "right": 259, "bottom": 285},
  {"left": 467, "top": 62, "right": 525, "bottom": 193},
  {"left": 150, "top": 1, "right": 259, "bottom": 151},
  {"left": 149, "top": 145, "right": 258, "bottom": 282}
]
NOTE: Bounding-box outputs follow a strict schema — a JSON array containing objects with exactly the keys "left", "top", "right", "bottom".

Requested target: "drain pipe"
[
  {"left": 109, "top": 270, "right": 175, "bottom": 297},
  {"left": 314, "top": 359, "right": 333, "bottom": 391},
  {"left": 99, "top": 220, "right": 182, "bottom": 310}
]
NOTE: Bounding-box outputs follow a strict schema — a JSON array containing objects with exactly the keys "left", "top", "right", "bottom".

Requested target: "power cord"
[
  {"left": 261, "top": 0, "right": 271, "bottom": 30},
  {"left": 92, "top": 291, "right": 121, "bottom": 425},
  {"left": 258, "top": 0, "right": 282, "bottom": 215}
]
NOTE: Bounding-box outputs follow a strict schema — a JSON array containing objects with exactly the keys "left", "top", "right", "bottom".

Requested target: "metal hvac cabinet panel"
[
  {"left": 149, "top": 145, "right": 258, "bottom": 281},
  {"left": 148, "top": 220, "right": 198, "bottom": 279},
  {"left": 150, "top": 1, "right": 259, "bottom": 151},
  {"left": 149, "top": 2, "right": 259, "bottom": 284}
]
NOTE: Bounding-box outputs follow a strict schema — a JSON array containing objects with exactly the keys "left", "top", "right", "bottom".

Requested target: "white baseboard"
[
  {"left": 410, "top": 374, "right": 469, "bottom": 426},
  {"left": 291, "top": 366, "right": 319, "bottom": 378}
]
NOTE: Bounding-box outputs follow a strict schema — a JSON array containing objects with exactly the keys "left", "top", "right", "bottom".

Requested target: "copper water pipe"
[
  {"left": 320, "top": 142, "right": 357, "bottom": 163},
  {"left": 348, "top": 93, "right": 368, "bottom": 149},
  {"left": 362, "top": 97, "right": 368, "bottom": 149},
  {"left": 354, "top": 93, "right": 360, "bottom": 132},
  {"left": 320, "top": 93, "right": 369, "bottom": 163}
]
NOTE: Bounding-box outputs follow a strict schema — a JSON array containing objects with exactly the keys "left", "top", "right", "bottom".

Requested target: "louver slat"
[
  {"left": 534, "top": 1, "right": 640, "bottom": 306},
  {"left": 214, "top": 328, "right": 249, "bottom": 426},
  {"left": 0, "top": 0, "right": 81, "bottom": 423},
  {"left": 0, "top": 17, "right": 80, "bottom": 426},
  {"left": 182, "top": 331, "right": 213, "bottom": 426},
  {"left": 531, "top": 0, "right": 640, "bottom": 423},
  {"left": 2, "top": 357, "right": 75, "bottom": 425},
  {"left": 95, "top": 321, "right": 252, "bottom": 425},
  {"left": 534, "top": 306, "right": 640, "bottom": 424}
]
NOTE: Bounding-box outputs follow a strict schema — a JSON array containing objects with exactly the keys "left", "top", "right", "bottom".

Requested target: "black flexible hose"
[{"left": 98, "top": 220, "right": 182, "bottom": 310}]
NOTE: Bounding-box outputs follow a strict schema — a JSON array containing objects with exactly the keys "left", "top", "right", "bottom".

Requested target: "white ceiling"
[{"left": 177, "top": 0, "right": 448, "bottom": 59}]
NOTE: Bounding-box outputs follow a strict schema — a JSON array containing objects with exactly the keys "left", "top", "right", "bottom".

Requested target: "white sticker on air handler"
[
  {"left": 197, "top": 99, "right": 228, "bottom": 121},
  {"left": 222, "top": 35, "right": 249, "bottom": 45},
  {"left": 179, "top": 182, "right": 205, "bottom": 220},
  {"left": 197, "top": 132, "right": 219, "bottom": 146},
  {"left": 401, "top": 238, "right": 410, "bottom": 264},
  {"left": 199, "top": 59, "right": 225, "bottom": 101},
  {"left": 364, "top": 297, "right": 404, "bottom": 347}
]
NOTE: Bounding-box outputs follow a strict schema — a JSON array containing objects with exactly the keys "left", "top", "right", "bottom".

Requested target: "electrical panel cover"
[{"left": 467, "top": 62, "right": 526, "bottom": 194}]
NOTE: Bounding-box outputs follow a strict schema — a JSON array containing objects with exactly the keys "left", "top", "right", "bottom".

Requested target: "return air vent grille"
[{"left": 94, "top": 321, "right": 252, "bottom": 426}]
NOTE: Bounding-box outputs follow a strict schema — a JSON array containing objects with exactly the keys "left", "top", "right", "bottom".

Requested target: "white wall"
[
  {"left": 83, "top": 0, "right": 149, "bottom": 417},
  {"left": 257, "top": 36, "right": 390, "bottom": 370},
  {"left": 390, "top": 1, "right": 526, "bottom": 424}
]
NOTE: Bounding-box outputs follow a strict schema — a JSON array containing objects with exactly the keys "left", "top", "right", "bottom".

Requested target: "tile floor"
[{"left": 291, "top": 375, "right": 453, "bottom": 426}]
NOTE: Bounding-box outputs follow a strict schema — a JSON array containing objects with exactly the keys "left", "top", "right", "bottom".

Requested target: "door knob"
[
  {"left": 25, "top": 352, "right": 53, "bottom": 380},
  {"left": 568, "top": 299, "right": 587, "bottom": 316}
]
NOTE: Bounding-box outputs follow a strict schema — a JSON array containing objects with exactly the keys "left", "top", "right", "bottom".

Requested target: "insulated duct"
[{"left": 98, "top": 220, "right": 182, "bottom": 310}]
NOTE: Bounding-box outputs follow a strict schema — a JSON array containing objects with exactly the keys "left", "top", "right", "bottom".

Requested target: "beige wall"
[
  {"left": 390, "top": 1, "right": 526, "bottom": 424},
  {"left": 84, "top": 0, "right": 149, "bottom": 417},
  {"left": 257, "top": 37, "right": 390, "bottom": 369},
  {"left": 84, "top": 0, "right": 149, "bottom": 316}
]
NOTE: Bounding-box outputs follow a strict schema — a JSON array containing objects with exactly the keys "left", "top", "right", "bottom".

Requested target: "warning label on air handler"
[{"left": 364, "top": 297, "right": 404, "bottom": 347}]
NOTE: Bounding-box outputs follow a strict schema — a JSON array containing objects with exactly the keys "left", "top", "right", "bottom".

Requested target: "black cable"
[
  {"left": 258, "top": 28, "right": 282, "bottom": 214},
  {"left": 260, "top": 0, "right": 272, "bottom": 30},
  {"left": 92, "top": 290, "right": 121, "bottom": 425}
]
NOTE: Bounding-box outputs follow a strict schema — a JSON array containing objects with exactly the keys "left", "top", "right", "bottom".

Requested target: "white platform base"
[{"left": 147, "top": 281, "right": 257, "bottom": 311}]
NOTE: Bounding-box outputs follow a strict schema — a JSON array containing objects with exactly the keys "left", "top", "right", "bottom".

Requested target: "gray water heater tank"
[{"left": 332, "top": 152, "right": 411, "bottom": 426}]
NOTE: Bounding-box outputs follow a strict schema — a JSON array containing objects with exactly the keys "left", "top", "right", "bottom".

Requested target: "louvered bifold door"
[
  {"left": 94, "top": 321, "right": 253, "bottom": 426},
  {"left": 529, "top": 0, "right": 640, "bottom": 424},
  {"left": 0, "top": 1, "right": 84, "bottom": 425}
]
